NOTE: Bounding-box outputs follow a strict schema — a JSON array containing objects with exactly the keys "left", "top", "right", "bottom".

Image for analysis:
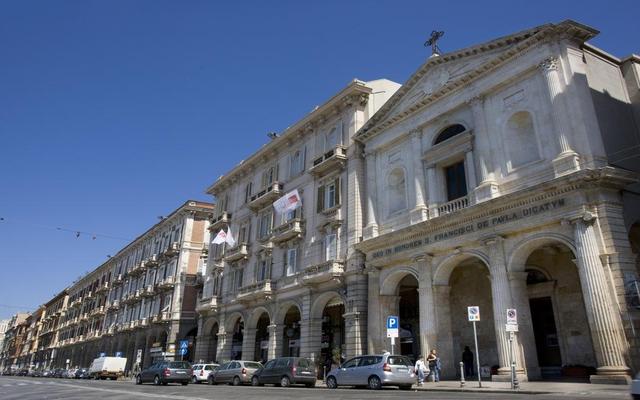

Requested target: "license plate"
[
  {"left": 176, "top": 371, "right": 186, "bottom": 374},
  {"left": 300, "top": 371, "right": 311, "bottom": 375},
  {"left": 397, "top": 367, "right": 407, "bottom": 371}
]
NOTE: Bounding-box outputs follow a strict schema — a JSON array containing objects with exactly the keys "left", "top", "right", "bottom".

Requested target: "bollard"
[
  {"left": 323, "top": 366, "right": 326, "bottom": 382},
  {"left": 459, "top": 362, "right": 465, "bottom": 388}
]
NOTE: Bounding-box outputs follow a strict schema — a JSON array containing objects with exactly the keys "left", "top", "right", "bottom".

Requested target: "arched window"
[
  {"left": 434, "top": 124, "right": 466, "bottom": 145},
  {"left": 387, "top": 168, "right": 407, "bottom": 215},
  {"left": 505, "top": 111, "right": 539, "bottom": 169}
]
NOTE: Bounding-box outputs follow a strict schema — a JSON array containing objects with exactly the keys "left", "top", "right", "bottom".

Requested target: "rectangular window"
[
  {"left": 258, "top": 211, "right": 273, "bottom": 239},
  {"left": 257, "top": 259, "right": 270, "bottom": 282},
  {"left": 239, "top": 221, "right": 251, "bottom": 243},
  {"left": 244, "top": 182, "right": 252, "bottom": 204},
  {"left": 233, "top": 268, "right": 244, "bottom": 291},
  {"left": 261, "top": 166, "right": 276, "bottom": 188},
  {"left": 286, "top": 248, "right": 297, "bottom": 276},
  {"left": 289, "top": 147, "right": 305, "bottom": 177},
  {"left": 445, "top": 161, "right": 467, "bottom": 201},
  {"left": 324, "top": 234, "right": 337, "bottom": 261},
  {"left": 317, "top": 177, "right": 340, "bottom": 212}
]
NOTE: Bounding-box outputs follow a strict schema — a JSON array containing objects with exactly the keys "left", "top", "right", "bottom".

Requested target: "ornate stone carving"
[{"left": 538, "top": 56, "right": 559, "bottom": 72}]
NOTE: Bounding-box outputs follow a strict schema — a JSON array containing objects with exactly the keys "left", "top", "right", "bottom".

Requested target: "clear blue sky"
[{"left": 1, "top": 0, "right": 638, "bottom": 319}]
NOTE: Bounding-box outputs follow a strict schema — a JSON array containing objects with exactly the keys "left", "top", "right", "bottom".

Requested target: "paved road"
[{"left": 0, "top": 376, "right": 631, "bottom": 400}]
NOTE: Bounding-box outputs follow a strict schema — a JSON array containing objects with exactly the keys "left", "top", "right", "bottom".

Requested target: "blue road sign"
[
  {"left": 386, "top": 316, "right": 399, "bottom": 329},
  {"left": 178, "top": 347, "right": 188, "bottom": 356},
  {"left": 179, "top": 340, "right": 189, "bottom": 350}
]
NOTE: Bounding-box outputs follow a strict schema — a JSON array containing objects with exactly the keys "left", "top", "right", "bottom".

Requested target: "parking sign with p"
[{"left": 386, "top": 316, "right": 399, "bottom": 338}]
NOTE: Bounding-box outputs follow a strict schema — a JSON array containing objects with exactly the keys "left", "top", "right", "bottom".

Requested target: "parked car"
[
  {"left": 325, "top": 354, "right": 415, "bottom": 390},
  {"left": 89, "top": 356, "right": 127, "bottom": 380},
  {"left": 251, "top": 357, "right": 316, "bottom": 387},
  {"left": 135, "top": 361, "right": 192, "bottom": 386},
  {"left": 65, "top": 369, "right": 78, "bottom": 378},
  {"left": 41, "top": 370, "right": 52, "bottom": 377},
  {"left": 75, "top": 368, "right": 91, "bottom": 379},
  {"left": 16, "top": 369, "right": 29, "bottom": 376},
  {"left": 191, "top": 363, "right": 219, "bottom": 384},
  {"left": 52, "top": 369, "right": 66, "bottom": 378},
  {"left": 631, "top": 372, "right": 640, "bottom": 400},
  {"left": 209, "top": 360, "right": 262, "bottom": 385}
]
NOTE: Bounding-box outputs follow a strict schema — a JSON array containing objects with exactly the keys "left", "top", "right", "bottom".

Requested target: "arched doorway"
[
  {"left": 209, "top": 323, "right": 219, "bottom": 363},
  {"left": 230, "top": 318, "right": 244, "bottom": 360},
  {"left": 398, "top": 275, "right": 420, "bottom": 360},
  {"left": 254, "top": 313, "right": 270, "bottom": 363},
  {"left": 448, "top": 257, "right": 498, "bottom": 377},
  {"left": 282, "top": 306, "right": 301, "bottom": 357},
  {"left": 320, "top": 297, "right": 345, "bottom": 367},
  {"left": 524, "top": 242, "right": 595, "bottom": 379}
]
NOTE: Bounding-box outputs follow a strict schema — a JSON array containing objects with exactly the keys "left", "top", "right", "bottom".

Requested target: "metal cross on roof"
[{"left": 424, "top": 30, "right": 445, "bottom": 56}]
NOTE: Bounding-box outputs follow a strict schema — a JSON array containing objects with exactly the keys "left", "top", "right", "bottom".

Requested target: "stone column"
[
  {"left": 216, "top": 332, "right": 230, "bottom": 361},
  {"left": 538, "top": 56, "right": 580, "bottom": 176},
  {"left": 468, "top": 96, "right": 499, "bottom": 202},
  {"left": 433, "top": 284, "right": 455, "bottom": 378},
  {"left": 267, "top": 324, "right": 282, "bottom": 360},
  {"left": 508, "top": 271, "right": 539, "bottom": 380},
  {"left": 410, "top": 130, "right": 428, "bottom": 223},
  {"left": 417, "top": 256, "right": 437, "bottom": 360},
  {"left": 426, "top": 166, "right": 439, "bottom": 218},
  {"left": 572, "top": 213, "right": 631, "bottom": 384},
  {"left": 363, "top": 152, "right": 379, "bottom": 239},
  {"left": 378, "top": 295, "right": 400, "bottom": 352},
  {"left": 366, "top": 267, "right": 382, "bottom": 354},
  {"left": 485, "top": 236, "right": 525, "bottom": 380},
  {"left": 464, "top": 150, "right": 478, "bottom": 196},
  {"left": 242, "top": 327, "right": 256, "bottom": 361},
  {"left": 300, "top": 318, "right": 322, "bottom": 360},
  {"left": 345, "top": 271, "right": 368, "bottom": 358}
]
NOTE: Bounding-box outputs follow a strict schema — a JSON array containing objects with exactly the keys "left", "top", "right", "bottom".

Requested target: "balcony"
[
  {"left": 84, "top": 291, "right": 94, "bottom": 301},
  {"left": 237, "top": 280, "right": 272, "bottom": 302},
  {"left": 122, "top": 293, "right": 135, "bottom": 304},
  {"left": 248, "top": 182, "right": 283, "bottom": 211},
  {"left": 79, "top": 313, "right": 88, "bottom": 322},
  {"left": 209, "top": 211, "right": 232, "bottom": 232},
  {"left": 96, "top": 282, "right": 110, "bottom": 294},
  {"left": 272, "top": 218, "right": 305, "bottom": 245},
  {"left": 139, "top": 318, "right": 149, "bottom": 328},
  {"left": 76, "top": 335, "right": 85, "bottom": 343},
  {"left": 145, "top": 254, "right": 159, "bottom": 268},
  {"left": 309, "top": 145, "right": 347, "bottom": 176},
  {"left": 302, "top": 260, "right": 345, "bottom": 285},
  {"left": 224, "top": 243, "right": 250, "bottom": 262},
  {"left": 112, "top": 274, "right": 124, "bottom": 286},
  {"left": 91, "top": 306, "right": 105, "bottom": 317},
  {"left": 152, "top": 311, "right": 171, "bottom": 323},
  {"left": 69, "top": 299, "right": 82, "bottom": 309},
  {"left": 129, "top": 261, "right": 146, "bottom": 276},
  {"left": 157, "top": 276, "right": 176, "bottom": 290},
  {"left": 107, "top": 300, "right": 120, "bottom": 311},
  {"left": 195, "top": 296, "right": 220, "bottom": 313},
  {"left": 141, "top": 284, "right": 155, "bottom": 297},
  {"left": 434, "top": 195, "right": 470, "bottom": 217},
  {"left": 104, "top": 326, "right": 116, "bottom": 336},
  {"left": 163, "top": 242, "right": 180, "bottom": 258}
]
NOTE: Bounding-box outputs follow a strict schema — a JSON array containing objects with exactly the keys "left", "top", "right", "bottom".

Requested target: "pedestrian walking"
[
  {"left": 414, "top": 355, "right": 427, "bottom": 386},
  {"left": 462, "top": 346, "right": 474, "bottom": 377},
  {"left": 427, "top": 349, "right": 441, "bottom": 382}
]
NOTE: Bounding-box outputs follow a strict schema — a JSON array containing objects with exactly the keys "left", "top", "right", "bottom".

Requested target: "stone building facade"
[
  {"left": 194, "top": 79, "right": 400, "bottom": 366},
  {"left": 355, "top": 20, "right": 640, "bottom": 384}
]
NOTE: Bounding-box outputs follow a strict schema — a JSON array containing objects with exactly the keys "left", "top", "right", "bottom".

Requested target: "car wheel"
[
  {"left": 181, "top": 382, "right": 188, "bottom": 386},
  {"left": 232, "top": 376, "right": 241, "bottom": 386},
  {"left": 191, "top": 376, "right": 197, "bottom": 384},
  {"left": 153, "top": 375, "right": 160, "bottom": 386},
  {"left": 368, "top": 375, "right": 382, "bottom": 390},
  {"left": 208, "top": 376, "right": 216, "bottom": 385},
  {"left": 399, "top": 385, "right": 412, "bottom": 390},
  {"left": 135, "top": 375, "right": 142, "bottom": 385},
  {"left": 326, "top": 376, "right": 337, "bottom": 389},
  {"left": 280, "top": 376, "right": 290, "bottom": 388},
  {"left": 251, "top": 376, "right": 260, "bottom": 386}
]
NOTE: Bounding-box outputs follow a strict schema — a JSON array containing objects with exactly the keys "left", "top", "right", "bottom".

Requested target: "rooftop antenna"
[{"left": 424, "top": 30, "right": 444, "bottom": 57}]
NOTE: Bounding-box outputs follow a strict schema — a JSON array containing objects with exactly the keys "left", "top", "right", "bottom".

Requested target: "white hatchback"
[{"left": 192, "top": 364, "right": 219, "bottom": 384}]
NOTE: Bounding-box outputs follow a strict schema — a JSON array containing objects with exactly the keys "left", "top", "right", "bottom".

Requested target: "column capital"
[
  {"left": 482, "top": 234, "right": 505, "bottom": 247},
  {"left": 538, "top": 56, "right": 559, "bottom": 72},
  {"left": 412, "top": 253, "right": 434, "bottom": 264},
  {"left": 563, "top": 210, "right": 597, "bottom": 226},
  {"left": 507, "top": 271, "right": 528, "bottom": 282},
  {"left": 410, "top": 128, "right": 422, "bottom": 140},
  {"left": 466, "top": 95, "right": 485, "bottom": 108}
]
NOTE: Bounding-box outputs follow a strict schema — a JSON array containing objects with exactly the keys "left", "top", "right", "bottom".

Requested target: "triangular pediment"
[{"left": 357, "top": 20, "right": 597, "bottom": 142}]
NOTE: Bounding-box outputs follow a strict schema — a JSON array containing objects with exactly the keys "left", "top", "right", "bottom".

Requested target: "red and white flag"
[
  {"left": 212, "top": 228, "right": 236, "bottom": 247},
  {"left": 273, "top": 189, "right": 302, "bottom": 214}
]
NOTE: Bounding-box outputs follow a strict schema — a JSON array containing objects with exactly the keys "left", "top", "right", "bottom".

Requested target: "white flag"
[
  {"left": 225, "top": 228, "right": 236, "bottom": 247},
  {"left": 273, "top": 189, "right": 302, "bottom": 214},
  {"left": 211, "top": 229, "right": 227, "bottom": 245}
]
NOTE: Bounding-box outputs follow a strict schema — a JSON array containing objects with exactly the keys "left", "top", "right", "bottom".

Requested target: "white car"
[
  {"left": 191, "top": 363, "right": 219, "bottom": 384},
  {"left": 631, "top": 372, "right": 640, "bottom": 400}
]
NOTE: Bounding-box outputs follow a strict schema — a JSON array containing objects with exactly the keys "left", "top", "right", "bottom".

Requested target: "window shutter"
[
  {"left": 334, "top": 177, "right": 340, "bottom": 205},
  {"left": 317, "top": 185, "right": 325, "bottom": 212}
]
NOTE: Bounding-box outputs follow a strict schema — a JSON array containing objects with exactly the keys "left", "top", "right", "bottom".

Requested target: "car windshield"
[
  {"left": 244, "top": 362, "right": 262, "bottom": 369},
  {"left": 169, "top": 362, "right": 191, "bottom": 369}
]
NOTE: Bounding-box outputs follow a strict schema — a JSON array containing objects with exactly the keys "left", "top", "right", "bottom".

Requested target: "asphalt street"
[{"left": 0, "top": 376, "right": 632, "bottom": 400}]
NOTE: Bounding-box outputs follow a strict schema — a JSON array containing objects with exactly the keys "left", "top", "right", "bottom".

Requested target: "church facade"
[{"left": 355, "top": 20, "right": 640, "bottom": 384}]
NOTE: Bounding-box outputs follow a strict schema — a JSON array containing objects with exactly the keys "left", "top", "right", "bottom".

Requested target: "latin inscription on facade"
[{"left": 371, "top": 198, "right": 565, "bottom": 259}]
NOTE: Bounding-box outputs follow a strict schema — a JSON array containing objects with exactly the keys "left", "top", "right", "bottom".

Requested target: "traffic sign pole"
[{"left": 472, "top": 320, "right": 481, "bottom": 388}]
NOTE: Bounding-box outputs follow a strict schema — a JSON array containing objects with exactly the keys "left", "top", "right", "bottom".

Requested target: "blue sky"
[{"left": 0, "top": 0, "right": 638, "bottom": 319}]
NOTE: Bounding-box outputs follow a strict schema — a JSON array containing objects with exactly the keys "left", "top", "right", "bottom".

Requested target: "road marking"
[{"left": 48, "top": 381, "right": 214, "bottom": 400}]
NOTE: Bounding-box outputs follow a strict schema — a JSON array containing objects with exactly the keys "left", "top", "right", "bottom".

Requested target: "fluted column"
[
  {"left": 366, "top": 267, "right": 382, "bottom": 353},
  {"left": 426, "top": 166, "right": 439, "bottom": 218},
  {"left": 538, "top": 56, "right": 580, "bottom": 175},
  {"left": 468, "top": 96, "right": 499, "bottom": 202},
  {"left": 572, "top": 213, "right": 631, "bottom": 384},
  {"left": 417, "top": 256, "right": 436, "bottom": 360},
  {"left": 364, "top": 152, "right": 379, "bottom": 238},
  {"left": 433, "top": 284, "right": 455, "bottom": 378},
  {"left": 464, "top": 150, "right": 478, "bottom": 194},
  {"left": 267, "top": 324, "right": 281, "bottom": 360},
  {"left": 410, "top": 130, "right": 428, "bottom": 223},
  {"left": 485, "top": 236, "right": 517, "bottom": 377},
  {"left": 508, "top": 271, "right": 538, "bottom": 380}
]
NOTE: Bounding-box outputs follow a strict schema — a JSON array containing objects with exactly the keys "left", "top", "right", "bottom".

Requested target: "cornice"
[
  {"left": 205, "top": 80, "right": 373, "bottom": 196},
  {"left": 356, "top": 20, "right": 598, "bottom": 143}
]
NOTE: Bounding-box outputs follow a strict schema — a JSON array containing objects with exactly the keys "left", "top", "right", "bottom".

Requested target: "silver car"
[
  {"left": 211, "top": 360, "right": 262, "bottom": 385},
  {"left": 326, "top": 354, "right": 415, "bottom": 390}
]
